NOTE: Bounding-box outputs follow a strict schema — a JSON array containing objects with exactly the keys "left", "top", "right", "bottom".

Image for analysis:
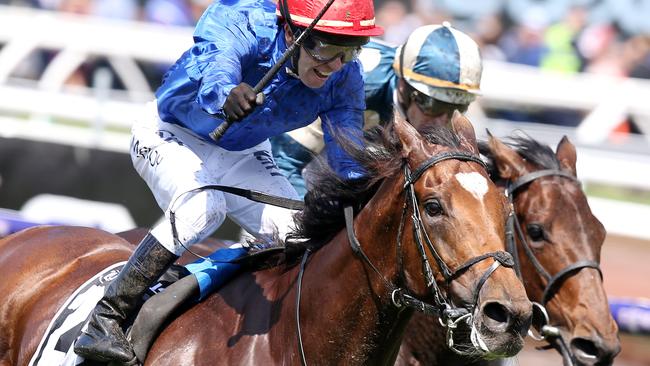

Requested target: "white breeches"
[{"left": 130, "top": 102, "right": 299, "bottom": 255}]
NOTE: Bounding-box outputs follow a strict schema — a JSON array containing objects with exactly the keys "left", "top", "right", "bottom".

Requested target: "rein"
[
  {"left": 504, "top": 169, "right": 603, "bottom": 365},
  {"left": 166, "top": 153, "right": 513, "bottom": 363},
  {"left": 168, "top": 184, "right": 304, "bottom": 262},
  {"left": 399, "top": 152, "right": 514, "bottom": 354},
  {"left": 400, "top": 153, "right": 515, "bottom": 320},
  {"left": 323, "top": 151, "right": 515, "bottom": 357}
]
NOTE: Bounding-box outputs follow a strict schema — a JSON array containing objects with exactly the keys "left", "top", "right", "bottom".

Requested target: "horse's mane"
[
  {"left": 479, "top": 133, "right": 559, "bottom": 181},
  {"left": 285, "top": 123, "right": 462, "bottom": 258}
]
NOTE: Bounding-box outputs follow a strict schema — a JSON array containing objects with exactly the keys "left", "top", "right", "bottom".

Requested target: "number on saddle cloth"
[
  {"left": 29, "top": 246, "right": 248, "bottom": 366},
  {"left": 29, "top": 263, "right": 125, "bottom": 366}
]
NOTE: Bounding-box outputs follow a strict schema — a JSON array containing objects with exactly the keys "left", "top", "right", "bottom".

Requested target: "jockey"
[
  {"left": 271, "top": 23, "right": 483, "bottom": 197},
  {"left": 74, "top": 0, "right": 382, "bottom": 362}
]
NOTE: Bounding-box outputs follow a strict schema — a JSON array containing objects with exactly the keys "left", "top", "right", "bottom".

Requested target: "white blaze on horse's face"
[{"left": 455, "top": 172, "right": 488, "bottom": 202}]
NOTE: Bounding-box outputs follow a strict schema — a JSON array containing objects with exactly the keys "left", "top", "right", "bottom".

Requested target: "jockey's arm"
[{"left": 186, "top": 7, "right": 258, "bottom": 116}]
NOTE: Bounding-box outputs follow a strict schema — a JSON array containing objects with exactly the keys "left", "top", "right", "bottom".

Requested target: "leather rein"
[
  {"left": 504, "top": 169, "right": 603, "bottom": 365},
  {"left": 166, "top": 152, "right": 516, "bottom": 364},
  {"left": 295, "top": 151, "right": 515, "bottom": 364}
]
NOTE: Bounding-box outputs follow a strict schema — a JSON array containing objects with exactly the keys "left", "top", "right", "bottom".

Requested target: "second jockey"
[{"left": 271, "top": 23, "right": 483, "bottom": 197}]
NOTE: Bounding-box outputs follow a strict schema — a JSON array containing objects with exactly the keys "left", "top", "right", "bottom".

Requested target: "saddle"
[
  {"left": 128, "top": 244, "right": 287, "bottom": 363},
  {"left": 29, "top": 244, "right": 286, "bottom": 366}
]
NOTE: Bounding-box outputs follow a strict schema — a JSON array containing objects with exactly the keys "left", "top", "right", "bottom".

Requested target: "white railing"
[
  {"left": 476, "top": 119, "right": 650, "bottom": 192},
  {"left": 480, "top": 61, "right": 650, "bottom": 144},
  {"left": 0, "top": 5, "right": 191, "bottom": 91},
  {"left": 1, "top": 6, "right": 649, "bottom": 239},
  {"left": 2, "top": 5, "right": 650, "bottom": 139}
]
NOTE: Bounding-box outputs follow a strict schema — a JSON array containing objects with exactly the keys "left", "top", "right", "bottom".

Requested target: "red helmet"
[{"left": 277, "top": 0, "right": 384, "bottom": 37}]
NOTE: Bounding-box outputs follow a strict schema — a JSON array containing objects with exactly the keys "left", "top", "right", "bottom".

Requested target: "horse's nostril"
[
  {"left": 484, "top": 302, "right": 509, "bottom": 323},
  {"left": 571, "top": 338, "right": 600, "bottom": 363},
  {"left": 481, "top": 301, "right": 510, "bottom": 332}
]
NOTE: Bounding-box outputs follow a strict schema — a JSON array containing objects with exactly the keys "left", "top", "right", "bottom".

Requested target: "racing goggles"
[
  {"left": 302, "top": 36, "right": 362, "bottom": 64},
  {"left": 411, "top": 90, "right": 469, "bottom": 117}
]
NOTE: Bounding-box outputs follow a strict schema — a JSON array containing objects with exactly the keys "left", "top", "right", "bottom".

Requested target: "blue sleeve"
[
  {"left": 361, "top": 41, "right": 398, "bottom": 123},
  {"left": 320, "top": 61, "right": 367, "bottom": 180},
  {"left": 184, "top": 4, "right": 259, "bottom": 115}
]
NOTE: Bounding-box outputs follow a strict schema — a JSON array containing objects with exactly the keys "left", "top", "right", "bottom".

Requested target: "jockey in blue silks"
[
  {"left": 271, "top": 23, "right": 484, "bottom": 197},
  {"left": 74, "top": 0, "right": 383, "bottom": 362}
]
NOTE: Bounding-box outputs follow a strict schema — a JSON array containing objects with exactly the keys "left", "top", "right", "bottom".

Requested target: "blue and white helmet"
[{"left": 393, "top": 23, "right": 482, "bottom": 105}]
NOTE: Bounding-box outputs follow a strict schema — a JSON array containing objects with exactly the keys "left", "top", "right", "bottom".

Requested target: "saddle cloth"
[
  {"left": 28, "top": 262, "right": 126, "bottom": 366},
  {"left": 28, "top": 245, "right": 248, "bottom": 366}
]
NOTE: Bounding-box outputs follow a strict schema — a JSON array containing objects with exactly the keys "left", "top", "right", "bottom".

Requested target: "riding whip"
[{"left": 209, "top": 0, "right": 337, "bottom": 142}]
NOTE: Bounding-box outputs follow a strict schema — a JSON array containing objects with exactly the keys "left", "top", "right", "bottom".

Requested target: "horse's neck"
[{"left": 296, "top": 178, "right": 410, "bottom": 365}]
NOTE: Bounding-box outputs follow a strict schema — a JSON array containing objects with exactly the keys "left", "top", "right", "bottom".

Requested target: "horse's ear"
[
  {"left": 393, "top": 110, "right": 426, "bottom": 159},
  {"left": 451, "top": 111, "right": 479, "bottom": 155},
  {"left": 556, "top": 135, "right": 577, "bottom": 176},
  {"left": 487, "top": 132, "right": 527, "bottom": 180}
]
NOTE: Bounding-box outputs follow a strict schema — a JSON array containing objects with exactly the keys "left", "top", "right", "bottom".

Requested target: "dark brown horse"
[
  {"left": 0, "top": 114, "right": 532, "bottom": 365},
  {"left": 396, "top": 134, "right": 621, "bottom": 366}
]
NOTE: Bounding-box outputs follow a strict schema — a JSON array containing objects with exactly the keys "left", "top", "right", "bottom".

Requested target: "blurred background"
[{"left": 0, "top": 0, "right": 648, "bottom": 364}]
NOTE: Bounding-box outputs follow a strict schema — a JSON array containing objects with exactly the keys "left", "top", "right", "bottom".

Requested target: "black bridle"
[
  {"left": 395, "top": 152, "right": 515, "bottom": 325},
  {"left": 295, "top": 151, "right": 516, "bottom": 364},
  {"left": 504, "top": 169, "right": 603, "bottom": 365}
]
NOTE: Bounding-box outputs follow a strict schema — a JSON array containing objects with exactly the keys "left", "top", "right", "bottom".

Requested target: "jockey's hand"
[{"left": 223, "top": 83, "right": 264, "bottom": 121}]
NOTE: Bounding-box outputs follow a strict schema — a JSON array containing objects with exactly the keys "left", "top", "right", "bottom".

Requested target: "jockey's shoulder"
[{"left": 366, "top": 37, "right": 399, "bottom": 49}]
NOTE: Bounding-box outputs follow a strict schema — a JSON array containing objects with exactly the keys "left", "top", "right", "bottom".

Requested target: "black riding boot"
[{"left": 74, "top": 234, "right": 178, "bottom": 363}]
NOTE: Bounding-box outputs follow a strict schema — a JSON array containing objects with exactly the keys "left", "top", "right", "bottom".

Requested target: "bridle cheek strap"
[
  {"left": 505, "top": 169, "right": 603, "bottom": 306},
  {"left": 344, "top": 205, "right": 448, "bottom": 317},
  {"left": 504, "top": 167, "right": 604, "bottom": 363},
  {"left": 405, "top": 154, "right": 514, "bottom": 315},
  {"left": 342, "top": 151, "right": 514, "bottom": 325}
]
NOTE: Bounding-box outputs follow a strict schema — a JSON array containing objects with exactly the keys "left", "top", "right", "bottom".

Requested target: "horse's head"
[
  {"left": 360, "top": 112, "right": 532, "bottom": 358},
  {"left": 486, "top": 134, "right": 620, "bottom": 365}
]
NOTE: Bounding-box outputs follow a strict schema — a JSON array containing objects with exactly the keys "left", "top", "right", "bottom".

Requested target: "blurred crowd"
[
  {"left": 1, "top": 0, "right": 210, "bottom": 26},
  {"left": 377, "top": 0, "right": 650, "bottom": 80},
  {"left": 375, "top": 0, "right": 650, "bottom": 130},
  {"left": 1, "top": 0, "right": 213, "bottom": 90},
  {"left": 2, "top": 0, "right": 650, "bottom": 131}
]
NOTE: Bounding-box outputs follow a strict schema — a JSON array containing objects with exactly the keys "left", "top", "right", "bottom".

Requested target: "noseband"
[
  {"left": 344, "top": 151, "right": 514, "bottom": 355},
  {"left": 294, "top": 151, "right": 516, "bottom": 364},
  {"left": 504, "top": 169, "right": 603, "bottom": 364}
]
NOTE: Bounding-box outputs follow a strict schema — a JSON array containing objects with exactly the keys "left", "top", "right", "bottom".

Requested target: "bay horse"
[
  {"left": 0, "top": 113, "right": 532, "bottom": 365},
  {"left": 396, "top": 134, "right": 620, "bottom": 366}
]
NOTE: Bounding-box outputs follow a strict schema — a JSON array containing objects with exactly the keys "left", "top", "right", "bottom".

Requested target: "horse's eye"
[
  {"left": 527, "top": 224, "right": 545, "bottom": 242},
  {"left": 424, "top": 199, "right": 444, "bottom": 217}
]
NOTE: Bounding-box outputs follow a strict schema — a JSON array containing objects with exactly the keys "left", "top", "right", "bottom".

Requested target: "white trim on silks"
[
  {"left": 28, "top": 262, "right": 127, "bottom": 366},
  {"left": 358, "top": 47, "right": 383, "bottom": 74},
  {"left": 287, "top": 117, "right": 325, "bottom": 154}
]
